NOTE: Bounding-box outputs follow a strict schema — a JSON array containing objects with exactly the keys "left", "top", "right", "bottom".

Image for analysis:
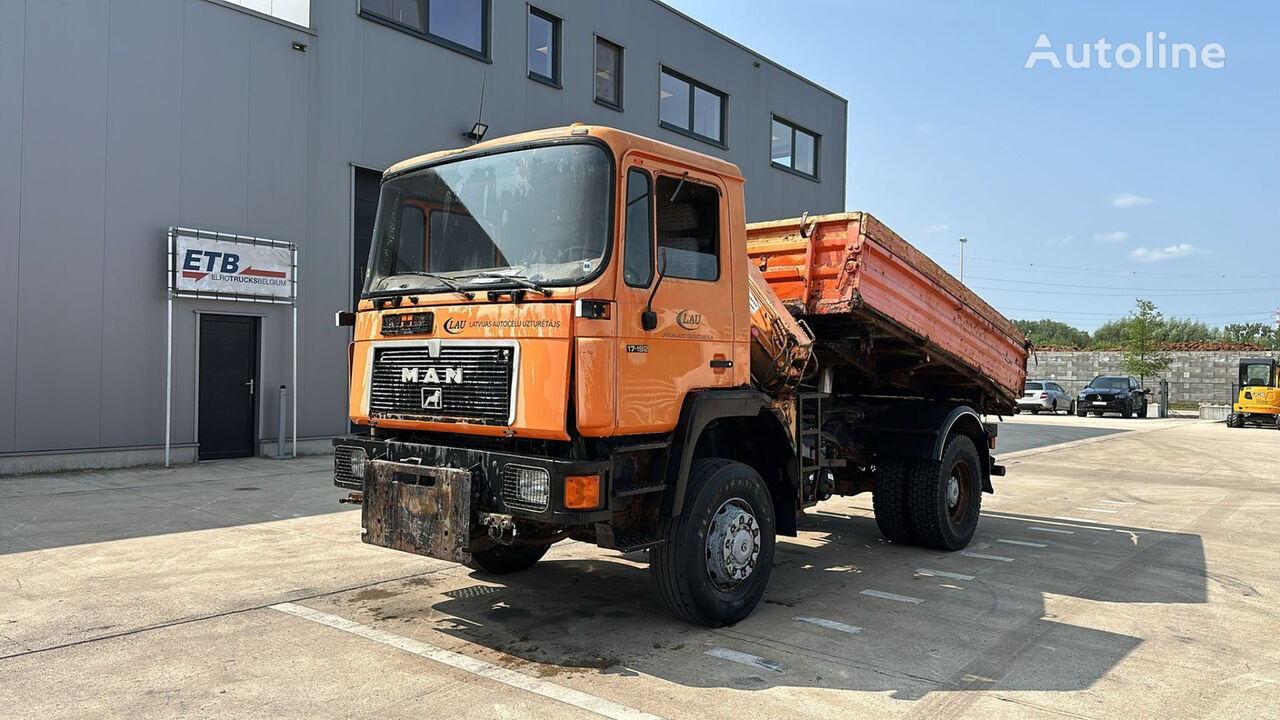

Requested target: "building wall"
[
  {"left": 0, "top": 0, "right": 847, "bottom": 466},
  {"left": 1032, "top": 351, "right": 1280, "bottom": 405}
]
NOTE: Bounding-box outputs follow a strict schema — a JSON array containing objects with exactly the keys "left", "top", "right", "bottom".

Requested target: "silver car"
[{"left": 1017, "top": 380, "right": 1075, "bottom": 414}]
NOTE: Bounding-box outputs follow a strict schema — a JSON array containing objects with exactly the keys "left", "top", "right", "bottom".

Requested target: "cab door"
[{"left": 614, "top": 158, "right": 736, "bottom": 434}]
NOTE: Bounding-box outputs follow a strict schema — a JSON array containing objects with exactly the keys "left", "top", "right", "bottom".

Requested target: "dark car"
[{"left": 1076, "top": 375, "right": 1149, "bottom": 418}]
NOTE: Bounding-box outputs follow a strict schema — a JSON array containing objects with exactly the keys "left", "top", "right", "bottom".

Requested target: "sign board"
[{"left": 168, "top": 228, "right": 296, "bottom": 303}]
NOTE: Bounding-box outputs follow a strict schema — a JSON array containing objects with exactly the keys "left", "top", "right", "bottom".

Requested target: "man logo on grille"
[
  {"left": 422, "top": 387, "right": 443, "bottom": 410},
  {"left": 400, "top": 367, "right": 464, "bottom": 384}
]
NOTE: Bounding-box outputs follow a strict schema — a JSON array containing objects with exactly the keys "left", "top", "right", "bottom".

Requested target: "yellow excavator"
[{"left": 1227, "top": 357, "right": 1280, "bottom": 429}]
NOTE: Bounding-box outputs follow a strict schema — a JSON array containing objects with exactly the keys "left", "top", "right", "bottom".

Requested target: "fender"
[
  {"left": 663, "top": 389, "right": 774, "bottom": 516},
  {"left": 869, "top": 401, "right": 994, "bottom": 491}
]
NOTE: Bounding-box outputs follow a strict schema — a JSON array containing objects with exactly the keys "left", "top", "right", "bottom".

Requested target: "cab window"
[
  {"left": 653, "top": 175, "right": 719, "bottom": 281},
  {"left": 623, "top": 169, "right": 654, "bottom": 287}
]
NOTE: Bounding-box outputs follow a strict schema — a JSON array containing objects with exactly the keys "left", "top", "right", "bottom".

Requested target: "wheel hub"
[
  {"left": 946, "top": 475, "right": 960, "bottom": 509},
  {"left": 706, "top": 499, "right": 760, "bottom": 589}
]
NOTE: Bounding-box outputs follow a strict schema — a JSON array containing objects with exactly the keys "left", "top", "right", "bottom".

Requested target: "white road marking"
[
  {"left": 1028, "top": 526, "right": 1076, "bottom": 535},
  {"left": 915, "top": 568, "right": 975, "bottom": 581},
  {"left": 997, "top": 539, "right": 1048, "bottom": 548},
  {"left": 271, "top": 603, "right": 662, "bottom": 720},
  {"left": 860, "top": 589, "right": 925, "bottom": 604},
  {"left": 1076, "top": 507, "right": 1119, "bottom": 513},
  {"left": 1053, "top": 516, "right": 1101, "bottom": 524},
  {"left": 962, "top": 552, "right": 1015, "bottom": 562},
  {"left": 794, "top": 616, "right": 863, "bottom": 634},
  {"left": 1100, "top": 500, "right": 1137, "bottom": 505},
  {"left": 705, "top": 647, "right": 786, "bottom": 673}
]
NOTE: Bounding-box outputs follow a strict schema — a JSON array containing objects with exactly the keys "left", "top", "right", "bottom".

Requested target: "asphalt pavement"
[{"left": 3, "top": 414, "right": 1276, "bottom": 719}]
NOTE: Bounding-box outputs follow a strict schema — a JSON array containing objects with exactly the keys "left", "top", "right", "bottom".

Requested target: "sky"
[{"left": 667, "top": 0, "right": 1280, "bottom": 331}]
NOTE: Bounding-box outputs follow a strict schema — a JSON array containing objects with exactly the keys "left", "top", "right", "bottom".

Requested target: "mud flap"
[{"left": 361, "top": 460, "right": 472, "bottom": 564}]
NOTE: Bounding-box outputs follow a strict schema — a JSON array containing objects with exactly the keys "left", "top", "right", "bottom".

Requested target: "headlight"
[
  {"left": 502, "top": 465, "right": 550, "bottom": 511},
  {"left": 349, "top": 447, "right": 367, "bottom": 478}
]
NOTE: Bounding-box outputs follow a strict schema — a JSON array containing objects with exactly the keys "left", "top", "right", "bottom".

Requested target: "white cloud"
[
  {"left": 1109, "top": 193, "right": 1154, "bottom": 208},
  {"left": 915, "top": 123, "right": 936, "bottom": 135},
  {"left": 1046, "top": 235, "right": 1073, "bottom": 246},
  {"left": 925, "top": 223, "right": 950, "bottom": 233},
  {"left": 1093, "top": 230, "right": 1130, "bottom": 243},
  {"left": 1129, "top": 243, "right": 1198, "bottom": 262}
]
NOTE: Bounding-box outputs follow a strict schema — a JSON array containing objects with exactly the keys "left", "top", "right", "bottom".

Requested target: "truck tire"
[
  {"left": 872, "top": 458, "right": 917, "bottom": 544},
  {"left": 1226, "top": 414, "right": 1243, "bottom": 428},
  {"left": 468, "top": 544, "right": 549, "bottom": 574},
  {"left": 906, "top": 435, "right": 982, "bottom": 551},
  {"left": 650, "top": 459, "right": 776, "bottom": 627}
]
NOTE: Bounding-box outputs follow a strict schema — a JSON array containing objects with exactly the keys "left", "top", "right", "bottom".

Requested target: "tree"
[
  {"left": 1013, "top": 318, "right": 1092, "bottom": 348},
  {"left": 1221, "top": 323, "right": 1279, "bottom": 349},
  {"left": 1122, "top": 299, "right": 1172, "bottom": 386},
  {"left": 1091, "top": 319, "right": 1130, "bottom": 348}
]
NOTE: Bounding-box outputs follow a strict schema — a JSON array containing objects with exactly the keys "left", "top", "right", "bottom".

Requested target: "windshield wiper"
[
  {"left": 399, "top": 271, "right": 475, "bottom": 300},
  {"left": 464, "top": 271, "right": 553, "bottom": 298}
]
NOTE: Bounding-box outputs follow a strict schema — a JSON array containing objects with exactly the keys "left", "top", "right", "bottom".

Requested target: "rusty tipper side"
[
  {"left": 333, "top": 125, "right": 1028, "bottom": 627},
  {"left": 746, "top": 212, "right": 1027, "bottom": 415}
]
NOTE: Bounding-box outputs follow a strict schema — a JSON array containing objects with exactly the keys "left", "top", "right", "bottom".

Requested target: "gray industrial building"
[{"left": 0, "top": 0, "right": 847, "bottom": 473}]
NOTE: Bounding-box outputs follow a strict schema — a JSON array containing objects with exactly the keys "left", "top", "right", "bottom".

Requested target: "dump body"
[{"left": 747, "top": 212, "right": 1028, "bottom": 414}]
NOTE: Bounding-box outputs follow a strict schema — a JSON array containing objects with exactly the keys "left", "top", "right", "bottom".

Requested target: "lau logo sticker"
[
  {"left": 443, "top": 318, "right": 467, "bottom": 335},
  {"left": 675, "top": 310, "right": 703, "bottom": 331}
]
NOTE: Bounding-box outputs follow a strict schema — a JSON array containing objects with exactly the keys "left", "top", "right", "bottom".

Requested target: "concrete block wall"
[{"left": 1030, "top": 351, "right": 1280, "bottom": 405}]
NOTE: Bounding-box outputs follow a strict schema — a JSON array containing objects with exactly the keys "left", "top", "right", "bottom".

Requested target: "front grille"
[
  {"left": 334, "top": 446, "right": 363, "bottom": 489},
  {"left": 369, "top": 344, "right": 516, "bottom": 425}
]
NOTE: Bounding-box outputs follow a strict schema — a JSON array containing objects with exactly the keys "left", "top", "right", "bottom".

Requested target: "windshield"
[
  {"left": 363, "top": 142, "right": 612, "bottom": 296},
  {"left": 1240, "top": 362, "right": 1275, "bottom": 387},
  {"left": 1089, "top": 377, "right": 1129, "bottom": 390}
]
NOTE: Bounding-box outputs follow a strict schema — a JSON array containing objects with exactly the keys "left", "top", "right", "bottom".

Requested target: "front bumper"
[
  {"left": 332, "top": 434, "right": 611, "bottom": 527},
  {"left": 1080, "top": 396, "right": 1129, "bottom": 412}
]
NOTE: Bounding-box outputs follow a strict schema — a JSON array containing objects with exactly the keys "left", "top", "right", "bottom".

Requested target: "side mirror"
[
  {"left": 641, "top": 249, "right": 669, "bottom": 332},
  {"left": 335, "top": 311, "right": 356, "bottom": 327}
]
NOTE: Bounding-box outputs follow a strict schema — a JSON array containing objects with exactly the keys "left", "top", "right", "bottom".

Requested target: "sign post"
[{"left": 166, "top": 227, "right": 298, "bottom": 466}]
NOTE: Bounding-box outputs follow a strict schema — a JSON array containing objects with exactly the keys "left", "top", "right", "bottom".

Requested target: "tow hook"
[
  {"left": 339, "top": 492, "right": 363, "bottom": 505},
  {"left": 479, "top": 512, "right": 518, "bottom": 545}
]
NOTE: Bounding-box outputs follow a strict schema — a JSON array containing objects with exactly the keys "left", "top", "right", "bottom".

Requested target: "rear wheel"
[
  {"left": 905, "top": 435, "right": 983, "bottom": 551},
  {"left": 873, "top": 459, "right": 917, "bottom": 544},
  {"left": 1227, "top": 414, "right": 1243, "bottom": 428},
  {"left": 1069, "top": 400, "right": 1077, "bottom": 415},
  {"left": 1030, "top": 407, "right": 1040, "bottom": 414},
  {"left": 1138, "top": 402, "right": 1148, "bottom": 418},
  {"left": 650, "top": 459, "right": 776, "bottom": 627},
  {"left": 468, "top": 544, "right": 549, "bottom": 574}
]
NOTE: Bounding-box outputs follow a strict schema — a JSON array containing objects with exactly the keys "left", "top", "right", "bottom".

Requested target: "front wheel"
[
  {"left": 1138, "top": 402, "right": 1149, "bottom": 418},
  {"left": 1227, "top": 414, "right": 1243, "bottom": 428},
  {"left": 1076, "top": 402, "right": 1086, "bottom": 417},
  {"left": 650, "top": 459, "right": 776, "bottom": 627},
  {"left": 906, "top": 435, "right": 983, "bottom": 551}
]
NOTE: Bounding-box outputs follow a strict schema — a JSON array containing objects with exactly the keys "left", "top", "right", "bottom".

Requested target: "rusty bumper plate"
[{"left": 361, "top": 460, "right": 472, "bottom": 564}]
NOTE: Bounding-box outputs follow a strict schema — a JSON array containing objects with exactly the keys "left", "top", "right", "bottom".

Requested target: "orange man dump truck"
[{"left": 333, "top": 125, "right": 1028, "bottom": 626}]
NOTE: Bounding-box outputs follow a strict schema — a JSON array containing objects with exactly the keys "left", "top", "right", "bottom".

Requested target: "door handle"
[{"left": 245, "top": 379, "right": 255, "bottom": 395}]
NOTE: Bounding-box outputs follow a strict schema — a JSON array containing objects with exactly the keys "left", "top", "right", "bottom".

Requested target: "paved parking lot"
[{"left": 2, "top": 416, "right": 1277, "bottom": 719}]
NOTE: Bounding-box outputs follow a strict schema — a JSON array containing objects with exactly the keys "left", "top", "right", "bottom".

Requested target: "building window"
[
  {"left": 654, "top": 175, "right": 719, "bottom": 282},
  {"left": 659, "top": 67, "right": 727, "bottom": 147},
  {"left": 359, "top": 0, "right": 489, "bottom": 61},
  {"left": 527, "top": 6, "right": 561, "bottom": 86},
  {"left": 594, "top": 37, "right": 623, "bottom": 110},
  {"left": 770, "top": 116, "right": 819, "bottom": 179},
  {"left": 221, "top": 0, "right": 310, "bottom": 27}
]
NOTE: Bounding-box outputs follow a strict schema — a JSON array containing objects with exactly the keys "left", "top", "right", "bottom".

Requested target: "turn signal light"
[{"left": 564, "top": 474, "right": 601, "bottom": 510}]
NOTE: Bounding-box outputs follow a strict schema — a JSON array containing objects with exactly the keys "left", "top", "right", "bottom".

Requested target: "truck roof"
[{"left": 385, "top": 125, "right": 745, "bottom": 182}]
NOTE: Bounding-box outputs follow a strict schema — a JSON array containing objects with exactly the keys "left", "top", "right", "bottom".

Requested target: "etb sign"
[{"left": 170, "top": 230, "right": 296, "bottom": 301}]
